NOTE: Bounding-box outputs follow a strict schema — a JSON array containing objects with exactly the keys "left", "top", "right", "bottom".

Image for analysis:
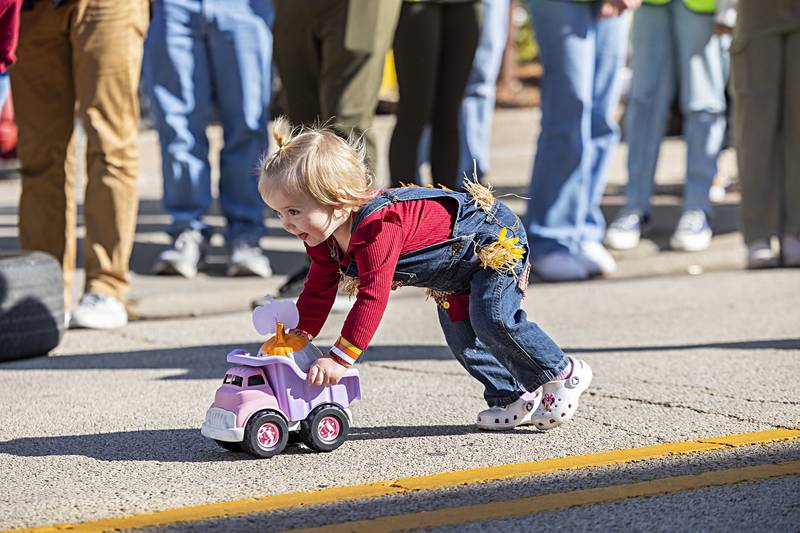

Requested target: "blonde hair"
[{"left": 259, "top": 117, "right": 375, "bottom": 209}]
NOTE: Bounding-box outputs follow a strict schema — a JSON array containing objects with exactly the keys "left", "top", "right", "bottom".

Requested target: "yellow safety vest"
[{"left": 644, "top": 0, "right": 715, "bottom": 14}]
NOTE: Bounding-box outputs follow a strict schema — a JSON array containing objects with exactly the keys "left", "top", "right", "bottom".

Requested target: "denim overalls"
[{"left": 343, "top": 187, "right": 569, "bottom": 407}]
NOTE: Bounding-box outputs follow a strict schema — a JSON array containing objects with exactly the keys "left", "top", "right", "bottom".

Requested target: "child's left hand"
[{"left": 307, "top": 357, "right": 347, "bottom": 386}]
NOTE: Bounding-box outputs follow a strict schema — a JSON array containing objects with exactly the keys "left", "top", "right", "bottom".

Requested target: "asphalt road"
[{"left": 0, "top": 112, "right": 798, "bottom": 531}]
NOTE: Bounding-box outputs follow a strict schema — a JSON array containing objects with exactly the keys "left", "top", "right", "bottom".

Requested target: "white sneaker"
[
  {"left": 227, "top": 239, "right": 273, "bottom": 278},
  {"left": 670, "top": 210, "right": 712, "bottom": 252},
  {"left": 153, "top": 229, "right": 206, "bottom": 279},
  {"left": 747, "top": 239, "right": 779, "bottom": 269},
  {"left": 781, "top": 234, "right": 800, "bottom": 267},
  {"left": 577, "top": 241, "right": 617, "bottom": 275},
  {"left": 70, "top": 293, "right": 128, "bottom": 330},
  {"left": 605, "top": 209, "right": 647, "bottom": 251},
  {"left": 476, "top": 390, "right": 542, "bottom": 431},
  {"left": 531, "top": 251, "right": 589, "bottom": 282}
]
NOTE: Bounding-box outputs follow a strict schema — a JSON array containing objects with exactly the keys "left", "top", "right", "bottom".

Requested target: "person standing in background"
[
  {"left": 605, "top": 0, "right": 732, "bottom": 253},
  {"left": 144, "top": 0, "right": 274, "bottom": 280},
  {"left": 525, "top": 0, "right": 638, "bottom": 282},
  {"left": 389, "top": 0, "right": 482, "bottom": 190},
  {"left": 12, "top": 0, "right": 148, "bottom": 329},
  {"left": 731, "top": 0, "right": 800, "bottom": 268},
  {"left": 272, "top": 0, "right": 401, "bottom": 171},
  {"left": 459, "top": 0, "right": 509, "bottom": 183},
  {"left": 269, "top": 0, "right": 402, "bottom": 301}
]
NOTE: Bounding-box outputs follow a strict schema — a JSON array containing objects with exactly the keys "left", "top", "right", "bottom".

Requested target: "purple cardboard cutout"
[{"left": 252, "top": 296, "right": 299, "bottom": 335}]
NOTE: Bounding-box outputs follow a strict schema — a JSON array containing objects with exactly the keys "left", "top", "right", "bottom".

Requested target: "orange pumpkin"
[{"left": 260, "top": 322, "right": 308, "bottom": 356}]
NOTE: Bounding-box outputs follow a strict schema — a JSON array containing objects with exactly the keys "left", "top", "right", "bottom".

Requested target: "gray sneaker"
[
  {"left": 70, "top": 293, "right": 128, "bottom": 330},
  {"left": 152, "top": 229, "right": 206, "bottom": 278},
  {"left": 227, "top": 240, "right": 273, "bottom": 278}
]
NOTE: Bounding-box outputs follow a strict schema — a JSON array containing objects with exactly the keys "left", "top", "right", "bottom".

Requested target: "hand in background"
[
  {"left": 307, "top": 357, "right": 347, "bottom": 386},
  {"left": 714, "top": 23, "right": 734, "bottom": 35},
  {"left": 599, "top": 0, "right": 641, "bottom": 18}
]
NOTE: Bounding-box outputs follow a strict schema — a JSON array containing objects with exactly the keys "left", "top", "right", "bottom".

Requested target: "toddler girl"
[{"left": 258, "top": 118, "right": 592, "bottom": 431}]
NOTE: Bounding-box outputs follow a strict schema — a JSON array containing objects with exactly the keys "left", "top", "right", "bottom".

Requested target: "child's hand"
[{"left": 307, "top": 357, "right": 347, "bottom": 386}]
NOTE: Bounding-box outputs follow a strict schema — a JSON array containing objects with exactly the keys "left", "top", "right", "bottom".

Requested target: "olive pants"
[
  {"left": 272, "top": 0, "right": 401, "bottom": 169},
  {"left": 732, "top": 0, "right": 800, "bottom": 243}
]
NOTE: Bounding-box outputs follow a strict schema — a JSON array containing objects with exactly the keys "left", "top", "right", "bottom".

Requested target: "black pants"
[{"left": 389, "top": 1, "right": 481, "bottom": 190}]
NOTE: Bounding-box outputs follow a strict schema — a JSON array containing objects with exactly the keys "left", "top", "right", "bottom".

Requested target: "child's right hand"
[{"left": 307, "top": 357, "right": 347, "bottom": 386}]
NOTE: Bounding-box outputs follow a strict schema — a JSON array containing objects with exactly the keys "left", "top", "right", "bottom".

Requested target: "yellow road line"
[
  {"left": 292, "top": 460, "right": 800, "bottom": 533},
  {"left": 8, "top": 428, "right": 800, "bottom": 533}
]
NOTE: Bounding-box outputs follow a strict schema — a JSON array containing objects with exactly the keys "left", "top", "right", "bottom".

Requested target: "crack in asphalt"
[
  {"left": 580, "top": 414, "right": 670, "bottom": 443},
  {"left": 589, "top": 391, "right": 795, "bottom": 430},
  {"left": 637, "top": 379, "right": 800, "bottom": 406}
]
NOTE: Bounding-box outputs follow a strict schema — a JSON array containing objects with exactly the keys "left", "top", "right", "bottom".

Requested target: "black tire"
[
  {"left": 299, "top": 404, "right": 350, "bottom": 452},
  {"left": 0, "top": 251, "right": 64, "bottom": 362},
  {"left": 213, "top": 439, "right": 242, "bottom": 453},
  {"left": 242, "top": 411, "right": 288, "bottom": 458}
]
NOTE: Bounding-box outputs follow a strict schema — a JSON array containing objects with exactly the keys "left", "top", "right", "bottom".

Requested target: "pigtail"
[{"left": 272, "top": 116, "right": 294, "bottom": 154}]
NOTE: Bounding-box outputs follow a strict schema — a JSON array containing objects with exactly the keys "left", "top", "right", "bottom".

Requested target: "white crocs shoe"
[
  {"left": 531, "top": 358, "right": 592, "bottom": 431},
  {"left": 476, "top": 390, "right": 542, "bottom": 431}
]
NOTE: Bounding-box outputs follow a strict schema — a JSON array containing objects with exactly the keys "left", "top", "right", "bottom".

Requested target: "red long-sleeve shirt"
[
  {"left": 296, "top": 196, "right": 457, "bottom": 364},
  {"left": 0, "top": 0, "right": 21, "bottom": 73}
]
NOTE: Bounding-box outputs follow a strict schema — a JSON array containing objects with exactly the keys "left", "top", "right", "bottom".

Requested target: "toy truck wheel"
[
  {"left": 299, "top": 405, "right": 350, "bottom": 452},
  {"left": 242, "top": 411, "right": 288, "bottom": 458},
  {"left": 214, "top": 439, "right": 242, "bottom": 453}
]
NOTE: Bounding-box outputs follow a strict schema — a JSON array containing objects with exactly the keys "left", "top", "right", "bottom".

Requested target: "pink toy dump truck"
[{"left": 201, "top": 298, "right": 361, "bottom": 458}]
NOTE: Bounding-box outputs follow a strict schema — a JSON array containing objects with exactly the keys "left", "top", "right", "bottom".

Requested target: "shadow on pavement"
[
  {"left": 0, "top": 429, "right": 240, "bottom": 463},
  {"left": 0, "top": 424, "right": 523, "bottom": 462},
  {"left": 1, "top": 339, "right": 796, "bottom": 380},
  {"left": 567, "top": 338, "right": 800, "bottom": 354},
  {"left": 349, "top": 424, "right": 494, "bottom": 441},
  {"left": 0, "top": 344, "right": 456, "bottom": 380}
]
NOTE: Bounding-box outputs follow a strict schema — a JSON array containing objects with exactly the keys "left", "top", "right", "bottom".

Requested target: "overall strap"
[{"left": 351, "top": 187, "right": 467, "bottom": 234}]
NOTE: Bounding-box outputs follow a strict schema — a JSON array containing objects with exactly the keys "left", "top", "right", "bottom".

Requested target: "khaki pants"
[
  {"left": 731, "top": 0, "right": 800, "bottom": 243},
  {"left": 11, "top": 0, "right": 147, "bottom": 308},
  {"left": 273, "top": 0, "right": 402, "bottom": 169}
]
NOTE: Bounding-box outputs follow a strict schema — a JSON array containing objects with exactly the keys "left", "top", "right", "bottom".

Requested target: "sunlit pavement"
[{"left": 0, "top": 112, "right": 797, "bottom": 531}]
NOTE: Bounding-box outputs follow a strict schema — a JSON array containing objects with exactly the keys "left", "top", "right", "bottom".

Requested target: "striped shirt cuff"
[{"left": 329, "top": 336, "right": 362, "bottom": 367}]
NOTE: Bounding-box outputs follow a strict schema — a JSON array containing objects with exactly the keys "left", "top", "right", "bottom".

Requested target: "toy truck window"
[
  {"left": 223, "top": 374, "right": 243, "bottom": 387},
  {"left": 248, "top": 375, "right": 265, "bottom": 387}
]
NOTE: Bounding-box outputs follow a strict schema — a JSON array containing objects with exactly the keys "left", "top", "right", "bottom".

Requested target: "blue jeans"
[
  {"left": 347, "top": 187, "right": 569, "bottom": 407},
  {"left": 0, "top": 73, "right": 9, "bottom": 109},
  {"left": 525, "top": 0, "right": 628, "bottom": 257},
  {"left": 458, "top": 0, "right": 509, "bottom": 181},
  {"left": 143, "top": 0, "right": 273, "bottom": 244},
  {"left": 437, "top": 263, "right": 568, "bottom": 407},
  {"left": 625, "top": 2, "right": 729, "bottom": 216}
]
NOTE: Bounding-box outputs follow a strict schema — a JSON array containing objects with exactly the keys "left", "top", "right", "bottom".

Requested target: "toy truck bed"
[{"left": 226, "top": 349, "right": 361, "bottom": 423}]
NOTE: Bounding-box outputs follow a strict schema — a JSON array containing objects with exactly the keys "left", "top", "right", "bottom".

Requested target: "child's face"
[{"left": 265, "top": 188, "right": 346, "bottom": 247}]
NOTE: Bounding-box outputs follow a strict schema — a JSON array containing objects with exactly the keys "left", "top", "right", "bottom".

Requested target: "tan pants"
[
  {"left": 11, "top": 0, "right": 147, "bottom": 309},
  {"left": 731, "top": 0, "right": 800, "bottom": 243}
]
